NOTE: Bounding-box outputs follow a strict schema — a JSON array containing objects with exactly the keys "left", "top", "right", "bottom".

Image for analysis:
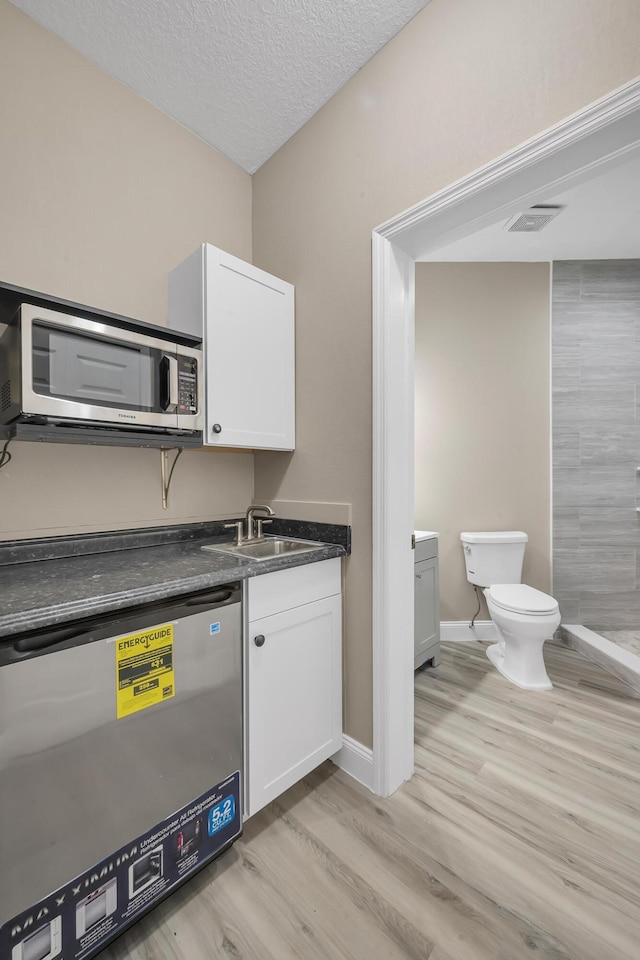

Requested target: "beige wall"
[
  {"left": 252, "top": 0, "right": 640, "bottom": 746},
  {"left": 0, "top": 0, "right": 254, "bottom": 538},
  {"left": 415, "top": 263, "right": 551, "bottom": 622}
]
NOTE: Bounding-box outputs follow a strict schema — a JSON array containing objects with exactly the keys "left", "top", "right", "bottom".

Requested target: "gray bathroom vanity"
[{"left": 414, "top": 531, "right": 441, "bottom": 669}]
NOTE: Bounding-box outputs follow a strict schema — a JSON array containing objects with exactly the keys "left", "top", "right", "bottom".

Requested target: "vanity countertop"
[
  {"left": 415, "top": 529, "right": 439, "bottom": 541},
  {"left": 0, "top": 520, "right": 348, "bottom": 639}
]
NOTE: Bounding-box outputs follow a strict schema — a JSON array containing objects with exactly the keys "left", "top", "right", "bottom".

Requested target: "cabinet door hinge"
[{"left": 411, "top": 534, "right": 415, "bottom": 550}]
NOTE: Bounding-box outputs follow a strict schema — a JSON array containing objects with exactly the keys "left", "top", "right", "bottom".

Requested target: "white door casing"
[{"left": 371, "top": 77, "right": 640, "bottom": 798}]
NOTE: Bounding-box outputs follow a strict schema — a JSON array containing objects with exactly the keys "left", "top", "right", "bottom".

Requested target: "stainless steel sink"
[{"left": 202, "top": 537, "right": 324, "bottom": 561}]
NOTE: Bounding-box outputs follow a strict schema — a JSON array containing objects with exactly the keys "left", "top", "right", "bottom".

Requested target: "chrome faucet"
[{"left": 245, "top": 504, "right": 275, "bottom": 541}]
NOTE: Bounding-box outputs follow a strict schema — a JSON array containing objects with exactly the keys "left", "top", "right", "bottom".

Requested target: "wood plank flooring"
[{"left": 102, "top": 642, "right": 640, "bottom": 960}]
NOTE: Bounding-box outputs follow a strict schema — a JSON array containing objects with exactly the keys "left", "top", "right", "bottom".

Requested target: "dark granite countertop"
[{"left": 0, "top": 522, "right": 347, "bottom": 640}]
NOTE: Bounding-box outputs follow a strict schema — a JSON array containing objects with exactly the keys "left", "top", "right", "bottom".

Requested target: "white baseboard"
[
  {"left": 440, "top": 620, "right": 496, "bottom": 642},
  {"left": 331, "top": 734, "right": 375, "bottom": 792}
]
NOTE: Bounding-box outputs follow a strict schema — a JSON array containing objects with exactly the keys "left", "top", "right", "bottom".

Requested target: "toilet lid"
[{"left": 488, "top": 583, "right": 559, "bottom": 616}]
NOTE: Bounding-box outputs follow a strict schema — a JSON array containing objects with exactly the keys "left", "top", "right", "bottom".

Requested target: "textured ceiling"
[{"left": 10, "top": 0, "right": 431, "bottom": 173}]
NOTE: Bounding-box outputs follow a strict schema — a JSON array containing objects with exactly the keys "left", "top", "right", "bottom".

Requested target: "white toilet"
[{"left": 460, "top": 531, "right": 560, "bottom": 691}]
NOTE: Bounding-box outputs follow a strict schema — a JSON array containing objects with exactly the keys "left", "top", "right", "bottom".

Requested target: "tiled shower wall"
[{"left": 552, "top": 260, "right": 640, "bottom": 629}]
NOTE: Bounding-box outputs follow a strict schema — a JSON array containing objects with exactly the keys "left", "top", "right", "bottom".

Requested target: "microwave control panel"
[{"left": 177, "top": 357, "right": 198, "bottom": 415}]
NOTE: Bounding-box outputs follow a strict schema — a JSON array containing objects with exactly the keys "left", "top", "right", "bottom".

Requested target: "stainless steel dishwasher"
[{"left": 0, "top": 584, "right": 242, "bottom": 960}]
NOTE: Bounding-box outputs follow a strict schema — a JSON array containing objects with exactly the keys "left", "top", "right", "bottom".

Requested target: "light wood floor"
[{"left": 103, "top": 642, "right": 640, "bottom": 960}]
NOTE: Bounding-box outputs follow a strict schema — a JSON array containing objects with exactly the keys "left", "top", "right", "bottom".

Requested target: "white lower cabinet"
[{"left": 244, "top": 559, "right": 342, "bottom": 818}]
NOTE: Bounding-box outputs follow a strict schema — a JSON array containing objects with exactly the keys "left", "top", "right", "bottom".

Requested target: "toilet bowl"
[
  {"left": 484, "top": 584, "right": 560, "bottom": 691},
  {"left": 460, "top": 531, "right": 560, "bottom": 692}
]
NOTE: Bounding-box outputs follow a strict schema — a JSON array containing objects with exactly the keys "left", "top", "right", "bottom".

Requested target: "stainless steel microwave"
[{"left": 0, "top": 304, "right": 202, "bottom": 435}]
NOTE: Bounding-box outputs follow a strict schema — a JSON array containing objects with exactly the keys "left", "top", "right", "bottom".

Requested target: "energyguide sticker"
[{"left": 115, "top": 623, "right": 175, "bottom": 719}]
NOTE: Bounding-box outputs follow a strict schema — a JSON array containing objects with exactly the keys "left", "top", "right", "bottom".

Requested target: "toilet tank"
[{"left": 460, "top": 531, "right": 527, "bottom": 587}]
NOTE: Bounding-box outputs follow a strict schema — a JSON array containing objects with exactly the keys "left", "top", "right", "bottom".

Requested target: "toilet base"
[{"left": 486, "top": 642, "right": 553, "bottom": 691}]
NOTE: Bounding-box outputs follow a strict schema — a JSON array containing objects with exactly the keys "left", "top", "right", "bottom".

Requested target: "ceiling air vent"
[{"left": 506, "top": 205, "right": 564, "bottom": 232}]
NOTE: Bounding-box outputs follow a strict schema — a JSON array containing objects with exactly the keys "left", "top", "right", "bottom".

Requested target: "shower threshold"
[{"left": 561, "top": 624, "right": 640, "bottom": 697}]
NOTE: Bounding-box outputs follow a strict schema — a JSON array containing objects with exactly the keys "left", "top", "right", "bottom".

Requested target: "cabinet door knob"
[
  {"left": 212, "top": 423, "right": 222, "bottom": 434},
  {"left": 254, "top": 634, "right": 265, "bottom": 647}
]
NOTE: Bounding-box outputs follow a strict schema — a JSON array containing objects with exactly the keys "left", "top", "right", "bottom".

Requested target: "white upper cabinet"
[{"left": 169, "top": 244, "right": 295, "bottom": 450}]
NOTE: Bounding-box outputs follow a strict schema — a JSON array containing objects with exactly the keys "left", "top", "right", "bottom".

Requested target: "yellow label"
[{"left": 115, "top": 623, "right": 175, "bottom": 719}]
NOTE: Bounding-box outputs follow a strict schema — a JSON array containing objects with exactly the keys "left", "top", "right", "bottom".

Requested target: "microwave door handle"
[
  {"left": 168, "top": 356, "right": 179, "bottom": 409},
  {"left": 160, "top": 354, "right": 178, "bottom": 412}
]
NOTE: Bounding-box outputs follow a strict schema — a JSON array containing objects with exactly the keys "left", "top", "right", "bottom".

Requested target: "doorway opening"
[{"left": 371, "top": 78, "right": 640, "bottom": 797}]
